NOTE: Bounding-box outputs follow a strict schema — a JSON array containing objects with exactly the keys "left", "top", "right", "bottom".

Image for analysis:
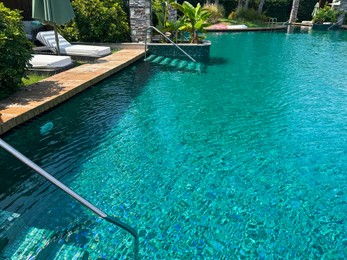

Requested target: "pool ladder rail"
[
  {"left": 144, "top": 26, "right": 196, "bottom": 63},
  {"left": 0, "top": 138, "right": 139, "bottom": 259}
]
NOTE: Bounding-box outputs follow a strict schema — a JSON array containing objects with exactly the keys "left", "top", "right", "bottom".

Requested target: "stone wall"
[{"left": 129, "top": 0, "right": 152, "bottom": 42}]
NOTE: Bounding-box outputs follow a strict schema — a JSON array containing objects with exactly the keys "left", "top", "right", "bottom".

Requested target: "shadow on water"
[
  {"left": 0, "top": 60, "right": 154, "bottom": 223},
  {"left": 203, "top": 56, "right": 229, "bottom": 66},
  {"left": 0, "top": 60, "right": 162, "bottom": 259}
]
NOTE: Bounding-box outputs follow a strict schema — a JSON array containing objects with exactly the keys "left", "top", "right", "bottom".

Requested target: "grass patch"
[
  {"left": 22, "top": 73, "right": 47, "bottom": 86},
  {"left": 1, "top": 73, "right": 48, "bottom": 100}
]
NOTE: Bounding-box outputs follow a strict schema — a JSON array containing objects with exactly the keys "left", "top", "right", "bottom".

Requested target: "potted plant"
[
  {"left": 171, "top": 1, "right": 211, "bottom": 44},
  {"left": 148, "top": 1, "right": 212, "bottom": 59},
  {"left": 312, "top": 5, "right": 341, "bottom": 30}
]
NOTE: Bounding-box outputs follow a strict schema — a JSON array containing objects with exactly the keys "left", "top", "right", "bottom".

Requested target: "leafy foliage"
[
  {"left": 152, "top": 0, "right": 176, "bottom": 31},
  {"left": 312, "top": 5, "right": 340, "bottom": 23},
  {"left": 172, "top": 1, "right": 211, "bottom": 43},
  {"left": 164, "top": 19, "right": 185, "bottom": 43},
  {"left": 61, "top": 0, "right": 130, "bottom": 43},
  {"left": 208, "top": 0, "right": 317, "bottom": 22},
  {"left": 228, "top": 7, "right": 267, "bottom": 21},
  {"left": 152, "top": 0, "right": 165, "bottom": 30},
  {"left": 203, "top": 3, "right": 225, "bottom": 24},
  {"left": 0, "top": 3, "right": 32, "bottom": 99}
]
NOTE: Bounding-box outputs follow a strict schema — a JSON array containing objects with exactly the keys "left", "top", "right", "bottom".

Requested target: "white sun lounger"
[
  {"left": 29, "top": 54, "right": 72, "bottom": 68},
  {"left": 36, "top": 31, "right": 111, "bottom": 58}
]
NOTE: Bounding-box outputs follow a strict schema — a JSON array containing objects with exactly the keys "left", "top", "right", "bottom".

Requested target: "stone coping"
[
  {"left": 0, "top": 49, "right": 145, "bottom": 136},
  {"left": 147, "top": 41, "right": 212, "bottom": 46},
  {"left": 206, "top": 24, "right": 286, "bottom": 32}
]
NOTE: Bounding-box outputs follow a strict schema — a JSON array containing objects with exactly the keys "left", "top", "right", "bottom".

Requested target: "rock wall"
[{"left": 129, "top": 0, "right": 152, "bottom": 42}]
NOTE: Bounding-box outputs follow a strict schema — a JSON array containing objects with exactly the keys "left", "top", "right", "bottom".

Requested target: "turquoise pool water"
[{"left": 1, "top": 30, "right": 347, "bottom": 258}]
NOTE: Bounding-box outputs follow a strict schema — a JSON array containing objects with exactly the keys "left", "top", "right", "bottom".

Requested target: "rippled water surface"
[{"left": 1, "top": 31, "right": 347, "bottom": 258}]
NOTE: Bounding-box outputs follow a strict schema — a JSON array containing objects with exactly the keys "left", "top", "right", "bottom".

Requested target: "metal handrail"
[
  {"left": 144, "top": 26, "right": 196, "bottom": 62},
  {"left": 328, "top": 17, "right": 344, "bottom": 30},
  {"left": 268, "top": 17, "right": 278, "bottom": 27},
  {"left": 0, "top": 138, "right": 139, "bottom": 259}
]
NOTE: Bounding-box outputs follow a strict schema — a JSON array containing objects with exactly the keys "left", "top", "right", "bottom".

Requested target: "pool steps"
[
  {"left": 145, "top": 54, "right": 202, "bottom": 72},
  {"left": 0, "top": 139, "right": 139, "bottom": 259},
  {"left": 0, "top": 226, "right": 91, "bottom": 259}
]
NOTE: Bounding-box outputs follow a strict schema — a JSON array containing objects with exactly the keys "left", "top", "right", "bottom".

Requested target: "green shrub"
[
  {"left": 0, "top": 3, "right": 32, "bottom": 99},
  {"left": 203, "top": 3, "right": 225, "bottom": 24},
  {"left": 61, "top": 0, "right": 130, "bottom": 43},
  {"left": 152, "top": 0, "right": 165, "bottom": 30},
  {"left": 312, "top": 5, "right": 340, "bottom": 23},
  {"left": 228, "top": 7, "right": 267, "bottom": 22}
]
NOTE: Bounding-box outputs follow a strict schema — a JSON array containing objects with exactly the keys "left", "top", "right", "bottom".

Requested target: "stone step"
[
  {"left": 0, "top": 226, "right": 55, "bottom": 259},
  {"left": 49, "top": 244, "right": 89, "bottom": 260},
  {"left": 145, "top": 54, "right": 202, "bottom": 72}
]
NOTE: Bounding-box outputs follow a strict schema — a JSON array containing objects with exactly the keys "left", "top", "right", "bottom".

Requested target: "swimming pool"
[{"left": 1, "top": 30, "right": 347, "bottom": 258}]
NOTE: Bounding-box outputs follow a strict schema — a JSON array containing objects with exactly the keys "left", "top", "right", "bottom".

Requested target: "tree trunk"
[
  {"left": 337, "top": 0, "right": 347, "bottom": 25},
  {"left": 289, "top": 0, "right": 300, "bottom": 23},
  {"left": 244, "top": 0, "right": 250, "bottom": 9},
  {"left": 215, "top": 0, "right": 219, "bottom": 5},
  {"left": 319, "top": 0, "right": 329, "bottom": 8},
  {"left": 258, "top": 0, "right": 265, "bottom": 14},
  {"left": 237, "top": 0, "right": 243, "bottom": 9}
]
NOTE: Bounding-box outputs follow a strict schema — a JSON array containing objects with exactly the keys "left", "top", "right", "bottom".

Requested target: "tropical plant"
[
  {"left": 152, "top": 0, "right": 165, "bottom": 29},
  {"left": 203, "top": 3, "right": 225, "bottom": 24},
  {"left": 164, "top": 19, "right": 185, "bottom": 43},
  {"left": 172, "top": 1, "right": 211, "bottom": 43},
  {"left": 61, "top": 0, "right": 130, "bottom": 42},
  {"left": 152, "top": 0, "right": 176, "bottom": 31},
  {"left": 0, "top": 3, "right": 32, "bottom": 99},
  {"left": 312, "top": 5, "right": 340, "bottom": 23}
]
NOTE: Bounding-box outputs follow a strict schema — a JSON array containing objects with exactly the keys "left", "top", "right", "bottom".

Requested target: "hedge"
[{"left": 0, "top": 3, "right": 32, "bottom": 99}]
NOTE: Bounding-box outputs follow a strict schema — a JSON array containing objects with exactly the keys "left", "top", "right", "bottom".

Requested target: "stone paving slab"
[{"left": 0, "top": 49, "right": 145, "bottom": 135}]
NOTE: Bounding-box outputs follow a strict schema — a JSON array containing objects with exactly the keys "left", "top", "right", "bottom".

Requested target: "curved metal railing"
[
  {"left": 144, "top": 26, "right": 196, "bottom": 62},
  {"left": 0, "top": 138, "right": 139, "bottom": 259}
]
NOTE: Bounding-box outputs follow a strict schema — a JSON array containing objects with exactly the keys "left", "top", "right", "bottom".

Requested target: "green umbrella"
[{"left": 32, "top": 0, "right": 75, "bottom": 55}]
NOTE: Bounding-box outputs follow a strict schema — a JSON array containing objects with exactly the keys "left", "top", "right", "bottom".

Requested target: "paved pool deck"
[{"left": 0, "top": 49, "right": 145, "bottom": 135}]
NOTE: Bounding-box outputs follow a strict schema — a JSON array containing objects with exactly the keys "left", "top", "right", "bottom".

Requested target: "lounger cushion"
[
  {"left": 36, "top": 31, "right": 111, "bottom": 57},
  {"left": 30, "top": 55, "right": 72, "bottom": 68},
  {"left": 62, "top": 45, "right": 111, "bottom": 57}
]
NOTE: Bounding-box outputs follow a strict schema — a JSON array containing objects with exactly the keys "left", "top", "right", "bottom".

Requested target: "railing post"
[{"left": 144, "top": 26, "right": 196, "bottom": 62}]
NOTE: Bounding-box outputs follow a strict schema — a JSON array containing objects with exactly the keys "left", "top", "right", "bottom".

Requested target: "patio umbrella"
[{"left": 32, "top": 0, "right": 75, "bottom": 55}]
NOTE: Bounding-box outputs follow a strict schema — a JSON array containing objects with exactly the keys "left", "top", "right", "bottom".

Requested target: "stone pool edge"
[{"left": 0, "top": 49, "right": 145, "bottom": 136}]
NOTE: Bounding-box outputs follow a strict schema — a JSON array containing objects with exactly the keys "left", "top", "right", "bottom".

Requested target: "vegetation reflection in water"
[{"left": 1, "top": 30, "right": 347, "bottom": 258}]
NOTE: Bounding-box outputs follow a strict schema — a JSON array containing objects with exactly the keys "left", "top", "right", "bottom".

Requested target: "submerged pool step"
[
  {"left": 1, "top": 225, "right": 91, "bottom": 259},
  {"left": 0, "top": 210, "right": 25, "bottom": 253},
  {"left": 145, "top": 54, "right": 201, "bottom": 72},
  {"left": 0, "top": 226, "right": 55, "bottom": 259},
  {"left": 48, "top": 244, "right": 89, "bottom": 260}
]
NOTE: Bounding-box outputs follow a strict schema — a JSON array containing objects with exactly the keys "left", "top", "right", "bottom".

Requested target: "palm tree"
[
  {"left": 337, "top": 0, "right": 347, "bottom": 25},
  {"left": 258, "top": 0, "right": 265, "bottom": 14},
  {"left": 289, "top": 0, "right": 300, "bottom": 23},
  {"left": 237, "top": 0, "right": 243, "bottom": 9},
  {"left": 244, "top": 0, "right": 250, "bottom": 9}
]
